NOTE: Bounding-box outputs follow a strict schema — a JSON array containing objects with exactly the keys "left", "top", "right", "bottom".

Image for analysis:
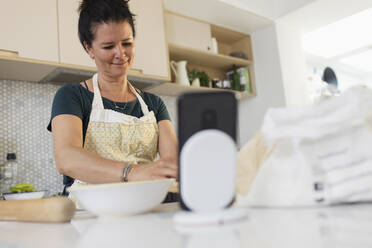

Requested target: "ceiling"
[
  {"left": 217, "top": 0, "right": 317, "bottom": 20},
  {"left": 163, "top": 0, "right": 316, "bottom": 34}
]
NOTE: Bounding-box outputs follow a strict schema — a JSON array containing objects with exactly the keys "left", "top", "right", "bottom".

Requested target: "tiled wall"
[{"left": 0, "top": 80, "right": 177, "bottom": 195}]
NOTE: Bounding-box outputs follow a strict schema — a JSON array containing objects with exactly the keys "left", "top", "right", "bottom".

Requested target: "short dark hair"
[{"left": 78, "top": 0, "right": 136, "bottom": 52}]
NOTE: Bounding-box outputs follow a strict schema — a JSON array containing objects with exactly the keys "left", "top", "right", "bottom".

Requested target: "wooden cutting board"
[{"left": 0, "top": 197, "right": 76, "bottom": 223}]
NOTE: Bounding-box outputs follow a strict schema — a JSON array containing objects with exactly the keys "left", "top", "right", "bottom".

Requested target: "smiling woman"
[
  {"left": 47, "top": 0, "right": 178, "bottom": 203},
  {"left": 85, "top": 21, "right": 135, "bottom": 79}
]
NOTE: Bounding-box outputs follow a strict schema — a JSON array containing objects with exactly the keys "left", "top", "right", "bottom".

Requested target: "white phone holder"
[
  {"left": 174, "top": 129, "right": 248, "bottom": 226},
  {"left": 179, "top": 129, "right": 236, "bottom": 212}
]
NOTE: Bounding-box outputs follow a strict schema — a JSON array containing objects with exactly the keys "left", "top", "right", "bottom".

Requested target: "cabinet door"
[
  {"left": 0, "top": 0, "right": 59, "bottom": 62},
  {"left": 165, "top": 12, "right": 212, "bottom": 52},
  {"left": 129, "top": 0, "right": 169, "bottom": 78},
  {"left": 58, "top": 0, "right": 95, "bottom": 67}
]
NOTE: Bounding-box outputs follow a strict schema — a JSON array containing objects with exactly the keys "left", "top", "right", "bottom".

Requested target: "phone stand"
[
  {"left": 173, "top": 207, "right": 248, "bottom": 226},
  {"left": 174, "top": 129, "right": 242, "bottom": 225},
  {"left": 175, "top": 129, "right": 243, "bottom": 224}
]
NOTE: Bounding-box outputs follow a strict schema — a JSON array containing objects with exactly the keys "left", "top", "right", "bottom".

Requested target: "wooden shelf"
[
  {"left": 0, "top": 55, "right": 255, "bottom": 100},
  {"left": 0, "top": 55, "right": 58, "bottom": 82},
  {"left": 146, "top": 82, "right": 255, "bottom": 100},
  {"left": 0, "top": 55, "right": 167, "bottom": 89},
  {"left": 168, "top": 43, "right": 253, "bottom": 70}
]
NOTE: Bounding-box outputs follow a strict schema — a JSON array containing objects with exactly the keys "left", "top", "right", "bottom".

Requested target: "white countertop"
[{"left": 1, "top": 202, "right": 372, "bottom": 248}]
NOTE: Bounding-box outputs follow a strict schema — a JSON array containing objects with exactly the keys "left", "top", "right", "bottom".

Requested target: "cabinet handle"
[{"left": 0, "top": 49, "right": 19, "bottom": 57}]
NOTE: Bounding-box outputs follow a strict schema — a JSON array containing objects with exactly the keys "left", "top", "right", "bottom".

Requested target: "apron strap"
[
  {"left": 128, "top": 83, "right": 150, "bottom": 115},
  {"left": 92, "top": 73, "right": 104, "bottom": 109},
  {"left": 92, "top": 73, "right": 151, "bottom": 115}
]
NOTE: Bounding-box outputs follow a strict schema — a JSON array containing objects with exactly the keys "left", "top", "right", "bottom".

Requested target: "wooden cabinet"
[
  {"left": 148, "top": 11, "right": 256, "bottom": 99},
  {"left": 129, "top": 0, "right": 169, "bottom": 79},
  {"left": 0, "top": 0, "right": 59, "bottom": 62},
  {"left": 0, "top": 0, "right": 169, "bottom": 86},
  {"left": 0, "top": 1, "right": 254, "bottom": 98},
  {"left": 57, "top": 0, "right": 95, "bottom": 68},
  {"left": 165, "top": 12, "right": 212, "bottom": 52},
  {"left": 57, "top": 0, "right": 169, "bottom": 80}
]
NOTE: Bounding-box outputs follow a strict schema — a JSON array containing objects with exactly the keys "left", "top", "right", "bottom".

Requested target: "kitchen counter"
[{"left": 1, "top": 202, "right": 372, "bottom": 248}]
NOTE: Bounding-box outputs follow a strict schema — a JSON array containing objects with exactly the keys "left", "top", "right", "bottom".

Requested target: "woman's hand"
[{"left": 127, "top": 159, "right": 178, "bottom": 181}]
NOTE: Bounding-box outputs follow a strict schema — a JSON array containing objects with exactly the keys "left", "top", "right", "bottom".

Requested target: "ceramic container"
[{"left": 68, "top": 179, "right": 175, "bottom": 217}]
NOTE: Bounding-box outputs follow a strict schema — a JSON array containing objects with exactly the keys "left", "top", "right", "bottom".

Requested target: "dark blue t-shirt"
[{"left": 47, "top": 83, "right": 171, "bottom": 141}]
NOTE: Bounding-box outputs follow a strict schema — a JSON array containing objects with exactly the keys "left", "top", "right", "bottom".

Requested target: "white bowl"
[
  {"left": 2, "top": 190, "right": 48, "bottom": 200},
  {"left": 68, "top": 179, "right": 175, "bottom": 217}
]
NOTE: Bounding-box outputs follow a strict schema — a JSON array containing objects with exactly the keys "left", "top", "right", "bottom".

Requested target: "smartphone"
[{"left": 177, "top": 91, "right": 237, "bottom": 210}]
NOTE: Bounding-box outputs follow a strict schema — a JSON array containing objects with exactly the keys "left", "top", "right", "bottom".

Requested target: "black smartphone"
[{"left": 177, "top": 91, "right": 237, "bottom": 210}]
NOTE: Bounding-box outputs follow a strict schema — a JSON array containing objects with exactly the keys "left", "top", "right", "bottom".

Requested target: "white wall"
[
  {"left": 238, "top": 24, "right": 286, "bottom": 146},
  {"left": 275, "top": 0, "right": 372, "bottom": 106},
  {"left": 275, "top": 16, "right": 310, "bottom": 106}
]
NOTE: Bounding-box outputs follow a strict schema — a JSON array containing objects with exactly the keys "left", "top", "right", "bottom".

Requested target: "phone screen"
[{"left": 177, "top": 92, "right": 237, "bottom": 148}]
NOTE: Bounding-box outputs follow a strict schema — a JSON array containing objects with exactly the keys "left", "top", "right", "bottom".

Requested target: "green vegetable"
[{"left": 9, "top": 183, "right": 35, "bottom": 193}]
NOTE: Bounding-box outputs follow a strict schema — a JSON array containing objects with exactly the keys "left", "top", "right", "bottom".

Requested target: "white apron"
[{"left": 71, "top": 73, "right": 159, "bottom": 190}]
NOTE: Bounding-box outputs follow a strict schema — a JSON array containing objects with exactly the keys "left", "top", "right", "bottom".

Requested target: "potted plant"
[
  {"left": 188, "top": 69, "right": 210, "bottom": 87},
  {"left": 198, "top": 71, "right": 210, "bottom": 87}
]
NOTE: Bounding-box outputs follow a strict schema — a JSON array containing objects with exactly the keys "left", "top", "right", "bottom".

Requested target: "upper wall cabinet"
[
  {"left": 57, "top": 0, "right": 95, "bottom": 68},
  {"left": 0, "top": 0, "right": 59, "bottom": 62},
  {"left": 129, "top": 0, "right": 169, "bottom": 79},
  {"left": 164, "top": 12, "right": 212, "bottom": 52},
  {"left": 57, "top": 0, "right": 169, "bottom": 80}
]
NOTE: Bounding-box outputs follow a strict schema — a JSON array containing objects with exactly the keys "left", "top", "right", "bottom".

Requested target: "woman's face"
[{"left": 85, "top": 21, "right": 135, "bottom": 78}]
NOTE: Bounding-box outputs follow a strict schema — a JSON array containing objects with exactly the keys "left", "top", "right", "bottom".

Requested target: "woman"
[{"left": 47, "top": 0, "right": 178, "bottom": 196}]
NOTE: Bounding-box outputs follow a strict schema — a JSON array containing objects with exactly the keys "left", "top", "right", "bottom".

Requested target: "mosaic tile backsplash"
[{"left": 0, "top": 80, "right": 177, "bottom": 195}]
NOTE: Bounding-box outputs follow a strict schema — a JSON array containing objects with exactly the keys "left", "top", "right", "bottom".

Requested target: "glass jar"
[{"left": 3, "top": 153, "right": 18, "bottom": 185}]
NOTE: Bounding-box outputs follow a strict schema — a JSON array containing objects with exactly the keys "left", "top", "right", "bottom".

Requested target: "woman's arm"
[
  {"left": 157, "top": 119, "right": 178, "bottom": 163},
  {"left": 127, "top": 120, "right": 179, "bottom": 181},
  {"left": 53, "top": 115, "right": 178, "bottom": 183},
  {"left": 52, "top": 114, "right": 126, "bottom": 183}
]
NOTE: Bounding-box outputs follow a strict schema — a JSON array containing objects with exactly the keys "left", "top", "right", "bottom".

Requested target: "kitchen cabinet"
[
  {"left": 57, "top": 0, "right": 95, "bottom": 68},
  {"left": 0, "top": 0, "right": 252, "bottom": 97},
  {"left": 148, "top": 11, "right": 256, "bottom": 100},
  {"left": 0, "top": 0, "right": 59, "bottom": 62},
  {"left": 165, "top": 12, "right": 212, "bottom": 52},
  {"left": 57, "top": 0, "right": 170, "bottom": 80},
  {"left": 0, "top": 0, "right": 170, "bottom": 87},
  {"left": 129, "top": 0, "right": 170, "bottom": 79}
]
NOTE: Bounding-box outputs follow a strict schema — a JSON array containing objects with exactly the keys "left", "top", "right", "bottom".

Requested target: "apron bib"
[{"left": 72, "top": 73, "right": 159, "bottom": 189}]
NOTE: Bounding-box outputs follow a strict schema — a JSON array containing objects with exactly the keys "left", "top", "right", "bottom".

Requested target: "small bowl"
[
  {"left": 2, "top": 190, "right": 48, "bottom": 200},
  {"left": 68, "top": 179, "right": 175, "bottom": 217}
]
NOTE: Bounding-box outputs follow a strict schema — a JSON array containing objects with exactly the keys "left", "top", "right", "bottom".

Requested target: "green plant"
[
  {"left": 188, "top": 69, "right": 199, "bottom": 85},
  {"left": 199, "top": 71, "right": 210, "bottom": 87},
  {"left": 187, "top": 69, "right": 210, "bottom": 87}
]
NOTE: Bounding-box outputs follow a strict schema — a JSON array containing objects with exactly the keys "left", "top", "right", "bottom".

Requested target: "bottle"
[
  {"left": 211, "top": 37, "right": 218, "bottom": 54},
  {"left": 211, "top": 78, "right": 220, "bottom": 88},
  {"left": 3, "top": 153, "right": 18, "bottom": 185},
  {"left": 232, "top": 67, "right": 241, "bottom": 91},
  {"left": 0, "top": 163, "right": 4, "bottom": 181}
]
